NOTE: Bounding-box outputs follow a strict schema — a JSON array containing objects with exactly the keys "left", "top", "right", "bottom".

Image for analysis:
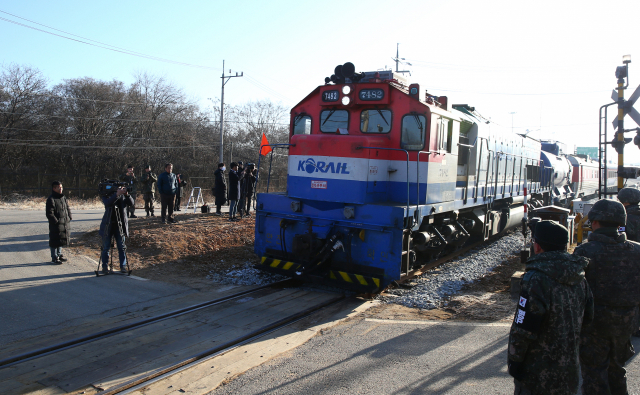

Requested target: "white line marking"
[{"left": 365, "top": 318, "right": 511, "bottom": 327}]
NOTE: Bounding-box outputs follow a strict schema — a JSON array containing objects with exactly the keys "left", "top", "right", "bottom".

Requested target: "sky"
[{"left": 2, "top": 0, "right": 640, "bottom": 163}]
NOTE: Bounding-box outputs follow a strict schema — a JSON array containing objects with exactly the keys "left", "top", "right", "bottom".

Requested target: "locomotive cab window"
[
  {"left": 401, "top": 113, "right": 426, "bottom": 150},
  {"left": 293, "top": 114, "right": 311, "bottom": 135},
  {"left": 360, "top": 109, "right": 392, "bottom": 133},
  {"left": 320, "top": 109, "right": 349, "bottom": 133}
]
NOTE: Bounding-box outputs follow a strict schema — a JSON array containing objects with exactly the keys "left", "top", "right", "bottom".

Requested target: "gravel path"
[{"left": 379, "top": 232, "right": 525, "bottom": 310}]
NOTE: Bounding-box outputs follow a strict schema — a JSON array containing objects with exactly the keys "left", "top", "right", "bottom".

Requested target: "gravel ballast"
[{"left": 379, "top": 232, "right": 525, "bottom": 310}]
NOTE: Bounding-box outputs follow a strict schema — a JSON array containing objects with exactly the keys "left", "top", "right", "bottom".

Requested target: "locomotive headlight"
[
  {"left": 342, "top": 96, "right": 350, "bottom": 105},
  {"left": 342, "top": 86, "right": 351, "bottom": 95}
]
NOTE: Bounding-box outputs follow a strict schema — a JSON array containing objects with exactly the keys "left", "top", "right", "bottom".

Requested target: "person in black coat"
[
  {"left": 244, "top": 166, "right": 257, "bottom": 217},
  {"left": 99, "top": 185, "right": 134, "bottom": 274},
  {"left": 174, "top": 173, "right": 188, "bottom": 211},
  {"left": 213, "top": 162, "right": 227, "bottom": 216},
  {"left": 227, "top": 162, "right": 244, "bottom": 221},
  {"left": 45, "top": 181, "right": 72, "bottom": 264}
]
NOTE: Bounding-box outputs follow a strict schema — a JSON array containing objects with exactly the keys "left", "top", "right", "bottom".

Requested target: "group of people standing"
[
  {"left": 508, "top": 187, "right": 640, "bottom": 395},
  {"left": 213, "top": 161, "right": 257, "bottom": 221}
]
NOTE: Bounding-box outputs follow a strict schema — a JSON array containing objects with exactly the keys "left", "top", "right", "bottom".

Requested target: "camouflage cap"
[
  {"left": 588, "top": 199, "right": 627, "bottom": 225},
  {"left": 618, "top": 187, "right": 640, "bottom": 204},
  {"left": 533, "top": 220, "right": 569, "bottom": 246}
]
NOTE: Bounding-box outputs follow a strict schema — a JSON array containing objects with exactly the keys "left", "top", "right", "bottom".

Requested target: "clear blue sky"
[{"left": 2, "top": 0, "right": 640, "bottom": 162}]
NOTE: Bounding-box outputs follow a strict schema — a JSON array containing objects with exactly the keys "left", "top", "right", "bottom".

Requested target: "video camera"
[
  {"left": 98, "top": 179, "right": 131, "bottom": 197},
  {"left": 246, "top": 163, "right": 256, "bottom": 170}
]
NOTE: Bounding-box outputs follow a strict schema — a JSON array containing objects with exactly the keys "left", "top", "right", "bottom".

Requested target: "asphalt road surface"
[
  {"left": 209, "top": 318, "right": 640, "bottom": 395},
  {"left": 0, "top": 209, "right": 194, "bottom": 346}
]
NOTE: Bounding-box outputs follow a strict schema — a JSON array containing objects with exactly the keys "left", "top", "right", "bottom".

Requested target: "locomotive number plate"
[
  {"left": 311, "top": 180, "right": 327, "bottom": 189},
  {"left": 359, "top": 89, "right": 384, "bottom": 101},
  {"left": 322, "top": 90, "right": 339, "bottom": 102}
]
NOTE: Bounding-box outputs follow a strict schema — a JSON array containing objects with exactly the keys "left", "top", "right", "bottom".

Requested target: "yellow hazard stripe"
[
  {"left": 260, "top": 257, "right": 298, "bottom": 271},
  {"left": 339, "top": 271, "right": 353, "bottom": 283},
  {"left": 283, "top": 261, "right": 295, "bottom": 270},
  {"left": 329, "top": 270, "right": 380, "bottom": 289},
  {"left": 270, "top": 259, "right": 281, "bottom": 268}
]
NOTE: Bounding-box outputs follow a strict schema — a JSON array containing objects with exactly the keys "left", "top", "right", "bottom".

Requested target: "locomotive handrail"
[
  {"left": 416, "top": 150, "right": 439, "bottom": 227},
  {"left": 356, "top": 146, "right": 412, "bottom": 229},
  {"left": 256, "top": 144, "right": 295, "bottom": 196}
]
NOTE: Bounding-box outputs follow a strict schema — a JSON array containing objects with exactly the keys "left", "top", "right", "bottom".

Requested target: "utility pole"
[
  {"left": 391, "top": 43, "right": 412, "bottom": 75},
  {"left": 219, "top": 60, "right": 243, "bottom": 164}
]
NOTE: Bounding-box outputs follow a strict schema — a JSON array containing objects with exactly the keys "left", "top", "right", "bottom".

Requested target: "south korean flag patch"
[{"left": 513, "top": 289, "right": 543, "bottom": 333}]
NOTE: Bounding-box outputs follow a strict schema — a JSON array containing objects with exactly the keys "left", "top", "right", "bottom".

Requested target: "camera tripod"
[{"left": 94, "top": 197, "right": 132, "bottom": 277}]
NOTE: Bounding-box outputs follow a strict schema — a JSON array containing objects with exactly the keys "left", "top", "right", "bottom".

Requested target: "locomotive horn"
[
  {"left": 342, "top": 62, "right": 355, "bottom": 78},
  {"left": 334, "top": 64, "right": 343, "bottom": 77},
  {"left": 325, "top": 77, "right": 331, "bottom": 84},
  {"left": 330, "top": 74, "right": 337, "bottom": 83}
]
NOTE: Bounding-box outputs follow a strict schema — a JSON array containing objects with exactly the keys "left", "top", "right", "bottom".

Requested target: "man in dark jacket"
[
  {"left": 213, "top": 162, "right": 227, "bottom": 216},
  {"left": 174, "top": 173, "right": 188, "bottom": 211},
  {"left": 574, "top": 199, "right": 640, "bottom": 395},
  {"left": 508, "top": 220, "right": 593, "bottom": 395},
  {"left": 227, "top": 162, "right": 243, "bottom": 221},
  {"left": 140, "top": 165, "right": 157, "bottom": 217},
  {"left": 45, "top": 181, "right": 72, "bottom": 264},
  {"left": 157, "top": 163, "right": 178, "bottom": 224},
  {"left": 243, "top": 165, "right": 257, "bottom": 217},
  {"left": 99, "top": 185, "right": 134, "bottom": 274},
  {"left": 119, "top": 164, "right": 138, "bottom": 218},
  {"left": 618, "top": 187, "right": 640, "bottom": 242}
]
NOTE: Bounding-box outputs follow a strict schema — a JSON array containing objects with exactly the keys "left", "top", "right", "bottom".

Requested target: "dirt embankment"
[{"left": 71, "top": 212, "right": 258, "bottom": 288}]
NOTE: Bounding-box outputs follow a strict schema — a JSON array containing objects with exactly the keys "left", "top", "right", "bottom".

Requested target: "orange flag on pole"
[{"left": 260, "top": 133, "right": 272, "bottom": 156}]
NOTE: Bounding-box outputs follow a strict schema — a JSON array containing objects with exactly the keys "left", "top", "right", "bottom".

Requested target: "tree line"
[{"left": 0, "top": 63, "right": 291, "bottom": 198}]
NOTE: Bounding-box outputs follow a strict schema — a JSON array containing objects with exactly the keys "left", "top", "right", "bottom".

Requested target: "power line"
[
  {"left": 0, "top": 111, "right": 289, "bottom": 125},
  {"left": 429, "top": 86, "right": 609, "bottom": 96},
  {"left": 0, "top": 141, "right": 219, "bottom": 149}
]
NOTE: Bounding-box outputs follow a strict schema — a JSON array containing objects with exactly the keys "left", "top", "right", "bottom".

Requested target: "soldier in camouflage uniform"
[
  {"left": 508, "top": 220, "right": 593, "bottom": 395},
  {"left": 119, "top": 164, "right": 138, "bottom": 218},
  {"left": 140, "top": 165, "right": 157, "bottom": 217},
  {"left": 573, "top": 199, "right": 640, "bottom": 395},
  {"left": 618, "top": 187, "right": 640, "bottom": 242}
]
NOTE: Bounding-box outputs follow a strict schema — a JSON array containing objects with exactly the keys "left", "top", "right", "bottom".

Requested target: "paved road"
[
  {"left": 0, "top": 209, "right": 194, "bottom": 346},
  {"left": 209, "top": 318, "right": 640, "bottom": 395}
]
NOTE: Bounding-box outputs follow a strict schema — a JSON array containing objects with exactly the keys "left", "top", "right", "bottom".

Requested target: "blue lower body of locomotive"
[{"left": 254, "top": 192, "right": 406, "bottom": 292}]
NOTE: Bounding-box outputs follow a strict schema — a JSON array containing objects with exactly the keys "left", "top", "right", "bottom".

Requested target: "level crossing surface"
[{"left": 0, "top": 209, "right": 194, "bottom": 347}]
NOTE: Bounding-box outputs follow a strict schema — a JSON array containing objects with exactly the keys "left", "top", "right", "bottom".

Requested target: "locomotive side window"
[
  {"left": 293, "top": 114, "right": 311, "bottom": 135},
  {"left": 401, "top": 114, "right": 426, "bottom": 150},
  {"left": 360, "top": 109, "right": 392, "bottom": 133},
  {"left": 437, "top": 117, "right": 452, "bottom": 153},
  {"left": 320, "top": 109, "right": 349, "bottom": 133}
]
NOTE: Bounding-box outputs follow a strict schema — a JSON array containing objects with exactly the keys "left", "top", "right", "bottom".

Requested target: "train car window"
[
  {"left": 293, "top": 114, "right": 312, "bottom": 135},
  {"left": 401, "top": 114, "right": 426, "bottom": 150},
  {"left": 360, "top": 109, "right": 392, "bottom": 133},
  {"left": 438, "top": 118, "right": 451, "bottom": 153},
  {"left": 320, "top": 109, "right": 349, "bottom": 133}
]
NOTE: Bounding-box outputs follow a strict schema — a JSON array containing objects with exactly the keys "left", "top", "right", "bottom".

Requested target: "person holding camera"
[
  {"left": 213, "top": 162, "right": 227, "bottom": 216},
  {"left": 119, "top": 164, "right": 138, "bottom": 218},
  {"left": 140, "top": 165, "right": 157, "bottom": 217},
  {"left": 99, "top": 184, "right": 134, "bottom": 274},
  {"left": 46, "top": 181, "right": 72, "bottom": 264},
  {"left": 157, "top": 163, "right": 178, "bottom": 224}
]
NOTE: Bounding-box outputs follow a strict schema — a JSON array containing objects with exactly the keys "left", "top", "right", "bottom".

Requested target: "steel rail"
[
  {"left": 103, "top": 294, "right": 347, "bottom": 394},
  {"left": 0, "top": 279, "right": 298, "bottom": 368}
]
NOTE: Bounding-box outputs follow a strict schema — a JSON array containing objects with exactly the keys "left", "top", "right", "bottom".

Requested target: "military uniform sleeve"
[
  {"left": 508, "top": 271, "right": 549, "bottom": 363},
  {"left": 583, "top": 280, "right": 594, "bottom": 327}
]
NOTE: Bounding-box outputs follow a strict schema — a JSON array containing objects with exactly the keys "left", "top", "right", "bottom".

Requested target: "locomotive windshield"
[
  {"left": 320, "top": 109, "right": 349, "bottom": 133},
  {"left": 360, "top": 109, "right": 392, "bottom": 133},
  {"left": 401, "top": 114, "right": 426, "bottom": 150}
]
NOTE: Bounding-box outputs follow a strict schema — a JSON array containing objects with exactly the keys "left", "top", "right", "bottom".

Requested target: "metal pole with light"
[
  {"left": 615, "top": 55, "right": 631, "bottom": 190},
  {"left": 218, "top": 60, "right": 243, "bottom": 164}
]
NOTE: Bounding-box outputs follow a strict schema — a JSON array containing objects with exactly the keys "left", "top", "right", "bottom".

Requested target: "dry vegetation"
[{"left": 0, "top": 193, "right": 104, "bottom": 210}]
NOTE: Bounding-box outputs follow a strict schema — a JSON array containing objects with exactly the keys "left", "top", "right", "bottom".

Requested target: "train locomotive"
[{"left": 253, "top": 62, "right": 623, "bottom": 293}]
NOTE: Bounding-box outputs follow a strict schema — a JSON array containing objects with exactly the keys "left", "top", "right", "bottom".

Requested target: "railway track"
[{"left": 0, "top": 281, "right": 345, "bottom": 395}]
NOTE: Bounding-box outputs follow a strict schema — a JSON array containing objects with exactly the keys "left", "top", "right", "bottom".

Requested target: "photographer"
[
  {"left": 119, "top": 164, "right": 138, "bottom": 218},
  {"left": 99, "top": 184, "right": 134, "bottom": 274},
  {"left": 174, "top": 173, "right": 188, "bottom": 212},
  {"left": 228, "top": 162, "right": 244, "bottom": 221}
]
